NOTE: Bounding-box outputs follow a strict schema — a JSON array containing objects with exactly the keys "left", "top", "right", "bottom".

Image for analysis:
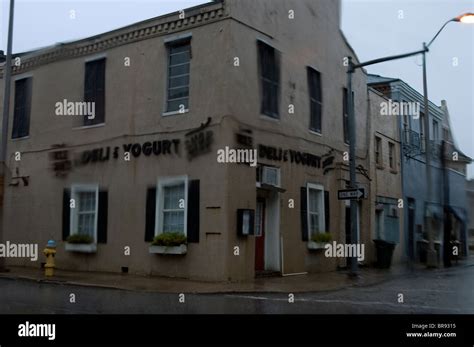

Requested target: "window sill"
[
  {"left": 162, "top": 109, "right": 189, "bottom": 117},
  {"left": 390, "top": 169, "right": 398, "bottom": 174},
  {"left": 307, "top": 241, "right": 329, "bottom": 250},
  {"left": 73, "top": 123, "right": 105, "bottom": 130},
  {"left": 259, "top": 114, "right": 280, "bottom": 122},
  {"left": 11, "top": 135, "right": 30, "bottom": 141},
  {"left": 309, "top": 130, "right": 322, "bottom": 136},
  {"left": 376, "top": 164, "right": 385, "bottom": 170},
  {"left": 149, "top": 244, "right": 187, "bottom": 255},
  {"left": 65, "top": 243, "right": 97, "bottom": 253}
]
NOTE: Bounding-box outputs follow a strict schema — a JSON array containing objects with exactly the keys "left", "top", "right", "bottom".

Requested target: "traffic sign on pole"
[{"left": 337, "top": 188, "right": 365, "bottom": 200}]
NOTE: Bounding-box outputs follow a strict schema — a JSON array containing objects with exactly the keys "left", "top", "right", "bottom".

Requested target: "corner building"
[{"left": 1, "top": 0, "right": 370, "bottom": 281}]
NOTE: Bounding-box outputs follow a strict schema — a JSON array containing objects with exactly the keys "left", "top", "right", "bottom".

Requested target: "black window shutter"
[
  {"left": 145, "top": 187, "right": 157, "bottom": 242},
  {"left": 62, "top": 188, "right": 71, "bottom": 241},
  {"left": 324, "top": 190, "right": 330, "bottom": 232},
  {"left": 187, "top": 180, "right": 200, "bottom": 243},
  {"left": 97, "top": 190, "right": 108, "bottom": 243},
  {"left": 300, "top": 187, "right": 308, "bottom": 241}
]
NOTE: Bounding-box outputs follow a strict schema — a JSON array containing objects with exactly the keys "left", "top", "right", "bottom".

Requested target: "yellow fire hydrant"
[{"left": 43, "top": 240, "right": 57, "bottom": 277}]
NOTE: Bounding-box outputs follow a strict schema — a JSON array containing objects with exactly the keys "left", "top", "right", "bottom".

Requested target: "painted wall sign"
[
  {"left": 50, "top": 138, "right": 181, "bottom": 175},
  {"left": 323, "top": 156, "right": 334, "bottom": 169},
  {"left": 75, "top": 139, "right": 180, "bottom": 166},
  {"left": 50, "top": 145, "right": 72, "bottom": 177},
  {"left": 258, "top": 144, "right": 321, "bottom": 168},
  {"left": 185, "top": 130, "right": 213, "bottom": 160}
]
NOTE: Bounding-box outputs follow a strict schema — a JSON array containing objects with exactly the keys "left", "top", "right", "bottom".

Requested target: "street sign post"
[{"left": 338, "top": 188, "right": 365, "bottom": 200}]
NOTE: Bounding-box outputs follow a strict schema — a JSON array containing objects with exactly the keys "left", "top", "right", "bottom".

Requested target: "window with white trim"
[
  {"left": 70, "top": 184, "right": 99, "bottom": 241},
  {"left": 156, "top": 176, "right": 188, "bottom": 235},
  {"left": 307, "top": 183, "right": 325, "bottom": 238}
]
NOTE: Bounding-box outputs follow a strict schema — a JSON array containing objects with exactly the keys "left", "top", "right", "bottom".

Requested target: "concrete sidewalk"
[{"left": 0, "top": 257, "right": 473, "bottom": 294}]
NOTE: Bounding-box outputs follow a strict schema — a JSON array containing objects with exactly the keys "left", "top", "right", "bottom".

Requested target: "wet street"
[{"left": 0, "top": 264, "right": 473, "bottom": 314}]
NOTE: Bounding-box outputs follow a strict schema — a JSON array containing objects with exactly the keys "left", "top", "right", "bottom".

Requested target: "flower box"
[
  {"left": 307, "top": 241, "right": 329, "bottom": 250},
  {"left": 65, "top": 243, "right": 97, "bottom": 253},
  {"left": 149, "top": 244, "right": 187, "bottom": 255}
]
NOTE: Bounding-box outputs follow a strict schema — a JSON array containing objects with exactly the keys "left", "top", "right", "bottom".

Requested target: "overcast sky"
[{"left": 1, "top": 0, "right": 473, "bottom": 178}]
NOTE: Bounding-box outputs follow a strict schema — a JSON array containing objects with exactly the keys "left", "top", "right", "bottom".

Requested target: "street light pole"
[
  {"left": 0, "top": 0, "right": 15, "bottom": 272},
  {"left": 421, "top": 42, "right": 437, "bottom": 268},
  {"left": 346, "top": 57, "right": 358, "bottom": 276}
]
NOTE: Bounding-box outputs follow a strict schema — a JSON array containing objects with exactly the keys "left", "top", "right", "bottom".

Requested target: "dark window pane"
[
  {"left": 308, "top": 68, "right": 322, "bottom": 133},
  {"left": 170, "top": 44, "right": 190, "bottom": 54},
  {"left": 167, "top": 98, "right": 189, "bottom": 113},
  {"left": 170, "top": 51, "right": 190, "bottom": 66},
  {"left": 12, "top": 77, "right": 32, "bottom": 139},
  {"left": 169, "top": 75, "right": 189, "bottom": 88},
  {"left": 310, "top": 101, "right": 322, "bottom": 133},
  {"left": 169, "top": 63, "right": 190, "bottom": 78},
  {"left": 84, "top": 58, "right": 106, "bottom": 126},
  {"left": 168, "top": 87, "right": 189, "bottom": 100},
  {"left": 258, "top": 41, "right": 280, "bottom": 118},
  {"left": 166, "top": 41, "right": 191, "bottom": 113}
]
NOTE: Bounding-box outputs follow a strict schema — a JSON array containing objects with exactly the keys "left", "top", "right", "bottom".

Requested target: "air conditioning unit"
[{"left": 261, "top": 166, "right": 280, "bottom": 187}]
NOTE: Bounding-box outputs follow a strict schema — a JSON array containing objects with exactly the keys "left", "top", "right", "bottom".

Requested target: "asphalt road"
[{"left": 0, "top": 265, "right": 473, "bottom": 314}]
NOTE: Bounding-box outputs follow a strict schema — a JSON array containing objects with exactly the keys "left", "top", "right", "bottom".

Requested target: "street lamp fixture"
[{"left": 456, "top": 12, "right": 474, "bottom": 23}]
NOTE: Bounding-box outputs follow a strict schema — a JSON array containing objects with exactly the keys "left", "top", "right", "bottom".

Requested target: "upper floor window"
[
  {"left": 257, "top": 41, "right": 280, "bottom": 118},
  {"left": 307, "top": 67, "right": 322, "bottom": 133},
  {"left": 389, "top": 142, "right": 395, "bottom": 170},
  {"left": 432, "top": 120, "right": 439, "bottom": 141},
  {"left": 12, "top": 77, "right": 32, "bottom": 139},
  {"left": 84, "top": 58, "right": 106, "bottom": 126},
  {"left": 166, "top": 40, "right": 191, "bottom": 113},
  {"left": 375, "top": 136, "right": 382, "bottom": 165}
]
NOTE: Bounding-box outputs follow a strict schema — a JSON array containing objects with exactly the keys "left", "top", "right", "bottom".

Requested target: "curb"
[{"left": 0, "top": 260, "right": 472, "bottom": 295}]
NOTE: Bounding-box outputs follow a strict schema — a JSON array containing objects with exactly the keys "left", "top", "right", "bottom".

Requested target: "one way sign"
[{"left": 338, "top": 188, "right": 365, "bottom": 200}]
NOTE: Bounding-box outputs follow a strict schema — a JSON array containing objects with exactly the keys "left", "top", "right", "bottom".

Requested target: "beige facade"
[
  {"left": 367, "top": 88, "right": 404, "bottom": 264},
  {"left": 0, "top": 0, "right": 372, "bottom": 281}
]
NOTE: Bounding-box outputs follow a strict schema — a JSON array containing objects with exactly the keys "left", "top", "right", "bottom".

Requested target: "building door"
[
  {"left": 408, "top": 198, "right": 415, "bottom": 260},
  {"left": 255, "top": 198, "right": 265, "bottom": 271}
]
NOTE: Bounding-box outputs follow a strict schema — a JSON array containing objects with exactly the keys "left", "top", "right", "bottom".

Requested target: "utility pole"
[
  {"left": 346, "top": 57, "right": 358, "bottom": 276},
  {"left": 421, "top": 43, "right": 437, "bottom": 268},
  {"left": 0, "top": 0, "right": 15, "bottom": 272}
]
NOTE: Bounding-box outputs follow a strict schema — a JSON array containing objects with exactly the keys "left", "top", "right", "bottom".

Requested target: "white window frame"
[
  {"left": 306, "top": 183, "right": 326, "bottom": 239},
  {"left": 70, "top": 184, "right": 99, "bottom": 243},
  {"left": 155, "top": 175, "right": 188, "bottom": 236}
]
